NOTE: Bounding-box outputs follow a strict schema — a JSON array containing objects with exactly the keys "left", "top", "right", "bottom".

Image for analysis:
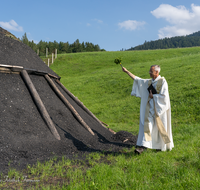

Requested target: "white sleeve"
[
  {"left": 131, "top": 76, "right": 141, "bottom": 97},
  {"left": 131, "top": 77, "right": 149, "bottom": 99},
  {"left": 153, "top": 79, "right": 170, "bottom": 116}
]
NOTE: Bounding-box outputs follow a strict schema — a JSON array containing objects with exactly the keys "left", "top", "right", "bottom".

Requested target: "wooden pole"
[
  {"left": 52, "top": 53, "right": 54, "bottom": 63},
  {"left": 55, "top": 49, "right": 57, "bottom": 59},
  {"left": 46, "top": 48, "right": 48, "bottom": 58},
  {"left": 48, "top": 59, "right": 49, "bottom": 67},
  {"left": 0, "top": 64, "right": 60, "bottom": 79},
  {"left": 44, "top": 75, "right": 94, "bottom": 135},
  {"left": 20, "top": 70, "right": 61, "bottom": 140},
  {"left": 55, "top": 79, "right": 108, "bottom": 129}
]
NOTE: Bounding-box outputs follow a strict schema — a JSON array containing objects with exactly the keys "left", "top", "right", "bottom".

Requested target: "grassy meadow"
[{"left": 1, "top": 47, "right": 200, "bottom": 189}]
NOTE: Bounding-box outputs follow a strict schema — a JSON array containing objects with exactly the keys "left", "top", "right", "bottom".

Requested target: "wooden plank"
[
  {"left": 44, "top": 74, "right": 95, "bottom": 136},
  {"left": 0, "top": 67, "right": 20, "bottom": 74},
  {"left": 48, "top": 73, "right": 60, "bottom": 80},
  {"left": 20, "top": 70, "right": 61, "bottom": 140},
  {"left": 0, "top": 64, "right": 60, "bottom": 79},
  {"left": 0, "top": 64, "right": 23, "bottom": 69}
]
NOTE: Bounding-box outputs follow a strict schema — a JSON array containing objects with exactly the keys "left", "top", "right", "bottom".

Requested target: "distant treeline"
[
  {"left": 128, "top": 31, "right": 200, "bottom": 51},
  {"left": 21, "top": 33, "right": 105, "bottom": 56}
]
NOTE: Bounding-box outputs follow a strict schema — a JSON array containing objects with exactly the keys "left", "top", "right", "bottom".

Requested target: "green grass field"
[{"left": 1, "top": 47, "right": 200, "bottom": 189}]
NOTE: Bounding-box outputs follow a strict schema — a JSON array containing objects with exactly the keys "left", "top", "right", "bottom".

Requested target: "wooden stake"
[
  {"left": 44, "top": 75, "right": 94, "bottom": 135},
  {"left": 20, "top": 70, "right": 61, "bottom": 140},
  {"left": 46, "top": 48, "right": 48, "bottom": 58},
  {"left": 55, "top": 49, "right": 57, "bottom": 59}
]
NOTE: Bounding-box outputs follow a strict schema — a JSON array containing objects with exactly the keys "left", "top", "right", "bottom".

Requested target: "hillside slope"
[{"left": 50, "top": 48, "right": 200, "bottom": 132}]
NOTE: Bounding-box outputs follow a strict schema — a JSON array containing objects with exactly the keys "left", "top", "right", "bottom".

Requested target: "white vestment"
[{"left": 131, "top": 75, "right": 174, "bottom": 151}]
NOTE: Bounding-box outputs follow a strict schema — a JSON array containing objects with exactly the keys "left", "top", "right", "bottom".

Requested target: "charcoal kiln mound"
[{"left": 0, "top": 27, "right": 137, "bottom": 173}]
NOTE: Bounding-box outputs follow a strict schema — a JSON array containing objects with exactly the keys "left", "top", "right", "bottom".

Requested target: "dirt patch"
[
  {"left": 0, "top": 27, "right": 137, "bottom": 174},
  {"left": 112, "top": 131, "right": 137, "bottom": 143}
]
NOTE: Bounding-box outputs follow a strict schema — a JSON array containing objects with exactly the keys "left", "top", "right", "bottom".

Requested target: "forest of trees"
[
  {"left": 128, "top": 31, "right": 200, "bottom": 51},
  {"left": 21, "top": 33, "right": 105, "bottom": 56},
  {"left": 21, "top": 30, "right": 200, "bottom": 54}
]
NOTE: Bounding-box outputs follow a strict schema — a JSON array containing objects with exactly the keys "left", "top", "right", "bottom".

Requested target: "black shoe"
[
  {"left": 134, "top": 148, "right": 144, "bottom": 155},
  {"left": 156, "top": 149, "right": 161, "bottom": 152}
]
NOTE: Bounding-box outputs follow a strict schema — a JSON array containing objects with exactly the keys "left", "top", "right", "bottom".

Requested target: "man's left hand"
[{"left": 149, "top": 90, "right": 153, "bottom": 99}]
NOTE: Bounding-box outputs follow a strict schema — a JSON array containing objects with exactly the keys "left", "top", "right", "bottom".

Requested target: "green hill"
[
  {"left": 129, "top": 31, "right": 200, "bottom": 50},
  {"left": 45, "top": 47, "right": 199, "bottom": 189},
  {"left": 50, "top": 47, "right": 200, "bottom": 133}
]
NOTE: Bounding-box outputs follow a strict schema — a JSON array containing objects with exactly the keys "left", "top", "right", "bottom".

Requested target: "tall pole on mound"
[
  {"left": 20, "top": 70, "right": 61, "bottom": 140},
  {"left": 44, "top": 74, "right": 95, "bottom": 136}
]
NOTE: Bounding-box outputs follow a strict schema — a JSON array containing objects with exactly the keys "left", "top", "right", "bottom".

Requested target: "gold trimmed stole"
[{"left": 144, "top": 78, "right": 171, "bottom": 144}]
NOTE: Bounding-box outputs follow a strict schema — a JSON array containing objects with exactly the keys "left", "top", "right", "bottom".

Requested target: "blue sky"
[{"left": 1, "top": 0, "right": 200, "bottom": 51}]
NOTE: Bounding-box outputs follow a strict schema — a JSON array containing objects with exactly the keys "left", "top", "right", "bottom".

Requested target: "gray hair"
[{"left": 151, "top": 65, "right": 161, "bottom": 73}]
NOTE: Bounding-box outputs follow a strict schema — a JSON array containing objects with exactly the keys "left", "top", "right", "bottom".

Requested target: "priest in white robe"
[{"left": 122, "top": 65, "right": 174, "bottom": 154}]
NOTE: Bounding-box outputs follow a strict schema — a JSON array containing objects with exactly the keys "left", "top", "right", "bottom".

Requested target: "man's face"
[{"left": 149, "top": 67, "right": 158, "bottom": 79}]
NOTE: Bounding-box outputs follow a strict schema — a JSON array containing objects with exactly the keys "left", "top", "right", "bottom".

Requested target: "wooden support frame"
[
  {"left": 20, "top": 70, "right": 61, "bottom": 140},
  {"left": 0, "top": 64, "right": 23, "bottom": 74},
  {"left": 0, "top": 64, "right": 60, "bottom": 79},
  {"left": 0, "top": 67, "right": 20, "bottom": 74},
  {"left": 44, "top": 74, "right": 95, "bottom": 136},
  {"left": 0, "top": 63, "right": 112, "bottom": 136}
]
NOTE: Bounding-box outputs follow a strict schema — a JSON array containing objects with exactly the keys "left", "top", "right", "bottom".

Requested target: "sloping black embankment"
[{"left": 0, "top": 27, "right": 137, "bottom": 173}]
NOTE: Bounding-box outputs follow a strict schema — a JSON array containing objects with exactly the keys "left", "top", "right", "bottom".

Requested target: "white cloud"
[
  {"left": 118, "top": 20, "right": 146, "bottom": 31},
  {"left": 27, "top": 38, "right": 39, "bottom": 44},
  {"left": 93, "top": 19, "right": 103, "bottom": 24},
  {"left": 151, "top": 4, "right": 200, "bottom": 38},
  {"left": 0, "top": 20, "right": 23, "bottom": 32},
  {"left": 86, "top": 23, "right": 91, "bottom": 27}
]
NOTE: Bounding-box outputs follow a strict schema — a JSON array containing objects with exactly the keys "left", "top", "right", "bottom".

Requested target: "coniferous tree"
[
  {"left": 128, "top": 31, "right": 200, "bottom": 51},
  {"left": 21, "top": 32, "right": 29, "bottom": 46},
  {"left": 20, "top": 33, "right": 104, "bottom": 55}
]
